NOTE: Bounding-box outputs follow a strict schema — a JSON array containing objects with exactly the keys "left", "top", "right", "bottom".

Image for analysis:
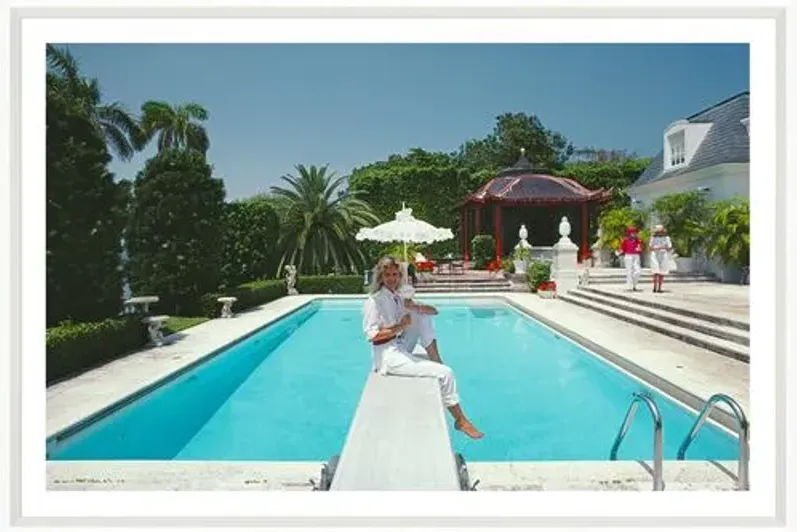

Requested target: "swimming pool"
[{"left": 47, "top": 297, "right": 740, "bottom": 462}]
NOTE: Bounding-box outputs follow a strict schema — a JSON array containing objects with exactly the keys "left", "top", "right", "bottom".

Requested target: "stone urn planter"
[{"left": 513, "top": 259, "right": 528, "bottom": 275}]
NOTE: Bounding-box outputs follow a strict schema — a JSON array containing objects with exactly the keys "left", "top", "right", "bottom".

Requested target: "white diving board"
[{"left": 330, "top": 370, "right": 461, "bottom": 491}]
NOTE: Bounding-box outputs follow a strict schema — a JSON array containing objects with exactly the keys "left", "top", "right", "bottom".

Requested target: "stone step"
[
  {"left": 587, "top": 274, "right": 717, "bottom": 283},
  {"left": 579, "top": 286, "right": 749, "bottom": 331},
  {"left": 569, "top": 289, "right": 749, "bottom": 346},
  {"left": 415, "top": 284, "right": 513, "bottom": 293},
  {"left": 415, "top": 277, "right": 508, "bottom": 284},
  {"left": 558, "top": 292, "right": 749, "bottom": 363}
]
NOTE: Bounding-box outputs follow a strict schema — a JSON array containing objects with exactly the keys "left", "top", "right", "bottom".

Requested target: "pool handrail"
[
  {"left": 610, "top": 391, "right": 664, "bottom": 491},
  {"left": 676, "top": 393, "right": 750, "bottom": 490}
]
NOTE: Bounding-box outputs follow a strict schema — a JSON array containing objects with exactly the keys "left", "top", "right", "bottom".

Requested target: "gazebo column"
[
  {"left": 459, "top": 207, "right": 470, "bottom": 261},
  {"left": 580, "top": 202, "right": 589, "bottom": 263},
  {"left": 494, "top": 204, "right": 503, "bottom": 260}
]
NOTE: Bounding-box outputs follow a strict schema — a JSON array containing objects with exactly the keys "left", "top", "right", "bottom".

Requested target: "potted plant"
[
  {"left": 651, "top": 191, "right": 710, "bottom": 274},
  {"left": 536, "top": 280, "right": 557, "bottom": 298},
  {"left": 512, "top": 246, "right": 531, "bottom": 275},
  {"left": 704, "top": 198, "right": 749, "bottom": 283},
  {"left": 526, "top": 259, "right": 552, "bottom": 293}
]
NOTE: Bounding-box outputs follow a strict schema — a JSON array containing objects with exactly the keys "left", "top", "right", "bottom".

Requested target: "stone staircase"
[
  {"left": 585, "top": 268, "right": 718, "bottom": 284},
  {"left": 558, "top": 286, "right": 749, "bottom": 363},
  {"left": 414, "top": 272, "right": 513, "bottom": 293}
]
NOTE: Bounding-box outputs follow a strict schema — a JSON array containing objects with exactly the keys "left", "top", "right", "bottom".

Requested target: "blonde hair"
[{"left": 368, "top": 255, "right": 403, "bottom": 294}]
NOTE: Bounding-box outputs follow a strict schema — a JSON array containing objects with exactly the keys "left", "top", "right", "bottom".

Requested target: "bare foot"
[{"left": 455, "top": 420, "right": 484, "bottom": 440}]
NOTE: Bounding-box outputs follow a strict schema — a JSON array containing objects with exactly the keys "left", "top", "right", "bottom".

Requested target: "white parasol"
[{"left": 355, "top": 202, "right": 454, "bottom": 262}]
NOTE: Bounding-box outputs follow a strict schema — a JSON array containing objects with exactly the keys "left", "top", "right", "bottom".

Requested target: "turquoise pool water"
[{"left": 48, "top": 298, "right": 739, "bottom": 461}]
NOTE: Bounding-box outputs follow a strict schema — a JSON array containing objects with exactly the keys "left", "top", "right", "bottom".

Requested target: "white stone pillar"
[{"left": 551, "top": 216, "right": 580, "bottom": 293}]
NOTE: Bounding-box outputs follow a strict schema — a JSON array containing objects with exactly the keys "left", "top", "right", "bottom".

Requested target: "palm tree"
[
  {"left": 270, "top": 164, "right": 381, "bottom": 275},
  {"left": 46, "top": 44, "right": 144, "bottom": 161},
  {"left": 139, "top": 100, "right": 210, "bottom": 155}
]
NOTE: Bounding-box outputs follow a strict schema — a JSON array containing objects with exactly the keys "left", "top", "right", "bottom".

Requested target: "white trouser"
[
  {"left": 624, "top": 254, "right": 641, "bottom": 289},
  {"left": 371, "top": 313, "right": 460, "bottom": 407}
]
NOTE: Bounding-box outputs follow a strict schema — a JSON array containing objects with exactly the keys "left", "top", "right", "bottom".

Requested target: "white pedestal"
[{"left": 552, "top": 237, "right": 579, "bottom": 293}]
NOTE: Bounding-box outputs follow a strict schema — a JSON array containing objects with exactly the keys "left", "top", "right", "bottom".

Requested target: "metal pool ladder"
[
  {"left": 677, "top": 393, "right": 750, "bottom": 491},
  {"left": 610, "top": 391, "right": 664, "bottom": 491}
]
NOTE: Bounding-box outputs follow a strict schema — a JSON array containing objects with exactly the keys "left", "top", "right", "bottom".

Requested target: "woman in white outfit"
[
  {"left": 649, "top": 224, "right": 673, "bottom": 293},
  {"left": 361, "top": 256, "right": 484, "bottom": 439}
]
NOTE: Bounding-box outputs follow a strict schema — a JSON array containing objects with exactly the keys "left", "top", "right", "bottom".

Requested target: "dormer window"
[{"left": 668, "top": 130, "right": 686, "bottom": 167}]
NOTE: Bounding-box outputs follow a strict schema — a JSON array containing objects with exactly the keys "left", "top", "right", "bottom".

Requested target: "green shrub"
[
  {"left": 471, "top": 234, "right": 495, "bottom": 269},
  {"left": 651, "top": 191, "right": 710, "bottom": 257},
  {"left": 46, "top": 317, "right": 147, "bottom": 384},
  {"left": 296, "top": 275, "right": 364, "bottom": 294},
  {"left": 705, "top": 198, "right": 750, "bottom": 267},
  {"left": 200, "top": 279, "right": 286, "bottom": 318},
  {"left": 500, "top": 257, "right": 515, "bottom": 273},
  {"left": 526, "top": 260, "right": 551, "bottom": 292}
]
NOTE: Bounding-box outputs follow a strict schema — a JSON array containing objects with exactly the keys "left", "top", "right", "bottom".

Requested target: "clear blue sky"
[{"left": 66, "top": 43, "right": 749, "bottom": 200}]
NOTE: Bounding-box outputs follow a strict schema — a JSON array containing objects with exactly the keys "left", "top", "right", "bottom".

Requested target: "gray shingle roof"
[{"left": 631, "top": 91, "right": 749, "bottom": 188}]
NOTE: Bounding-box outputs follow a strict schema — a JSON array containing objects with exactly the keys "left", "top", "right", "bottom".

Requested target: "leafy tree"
[
  {"left": 457, "top": 112, "right": 574, "bottom": 172},
  {"left": 270, "top": 164, "right": 380, "bottom": 275},
  {"left": 705, "top": 198, "right": 749, "bottom": 267},
  {"left": 554, "top": 156, "right": 652, "bottom": 210},
  {"left": 46, "top": 47, "right": 132, "bottom": 326},
  {"left": 220, "top": 196, "right": 281, "bottom": 287},
  {"left": 651, "top": 191, "right": 710, "bottom": 257},
  {"left": 46, "top": 44, "right": 144, "bottom": 161},
  {"left": 125, "top": 149, "right": 226, "bottom": 315},
  {"left": 139, "top": 100, "right": 210, "bottom": 155}
]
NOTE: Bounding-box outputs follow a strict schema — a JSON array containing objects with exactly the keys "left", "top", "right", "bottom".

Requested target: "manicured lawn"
[{"left": 163, "top": 316, "right": 209, "bottom": 335}]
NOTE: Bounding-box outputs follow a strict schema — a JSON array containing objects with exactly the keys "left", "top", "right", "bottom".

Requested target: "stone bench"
[
  {"left": 124, "top": 295, "right": 159, "bottom": 315},
  {"left": 217, "top": 296, "right": 238, "bottom": 319},
  {"left": 330, "top": 369, "right": 460, "bottom": 491},
  {"left": 141, "top": 315, "right": 170, "bottom": 347}
]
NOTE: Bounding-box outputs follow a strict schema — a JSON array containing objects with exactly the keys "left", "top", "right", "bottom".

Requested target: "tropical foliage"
[
  {"left": 270, "top": 164, "right": 381, "bottom": 275},
  {"left": 125, "top": 149, "right": 226, "bottom": 315},
  {"left": 597, "top": 206, "right": 650, "bottom": 251},
  {"left": 651, "top": 191, "right": 710, "bottom": 257},
  {"left": 705, "top": 198, "right": 750, "bottom": 267},
  {"left": 46, "top": 45, "right": 133, "bottom": 326},
  {"left": 46, "top": 44, "right": 144, "bottom": 161},
  {"left": 139, "top": 100, "right": 211, "bottom": 155}
]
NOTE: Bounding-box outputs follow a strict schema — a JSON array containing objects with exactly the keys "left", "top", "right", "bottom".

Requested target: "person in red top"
[{"left": 619, "top": 226, "right": 643, "bottom": 291}]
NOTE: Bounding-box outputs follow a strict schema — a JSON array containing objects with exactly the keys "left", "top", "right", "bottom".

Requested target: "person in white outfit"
[
  {"left": 362, "top": 255, "right": 484, "bottom": 439},
  {"left": 649, "top": 224, "right": 673, "bottom": 293}
]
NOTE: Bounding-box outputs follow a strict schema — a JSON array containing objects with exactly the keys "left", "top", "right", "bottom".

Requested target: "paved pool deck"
[{"left": 46, "top": 290, "right": 750, "bottom": 491}]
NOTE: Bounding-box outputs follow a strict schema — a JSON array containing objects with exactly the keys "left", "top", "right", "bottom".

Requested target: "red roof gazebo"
[{"left": 457, "top": 149, "right": 612, "bottom": 263}]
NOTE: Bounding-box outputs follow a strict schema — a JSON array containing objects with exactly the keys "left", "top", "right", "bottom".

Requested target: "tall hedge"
[
  {"left": 125, "top": 149, "right": 226, "bottom": 315},
  {"left": 220, "top": 196, "right": 280, "bottom": 288},
  {"left": 46, "top": 87, "right": 129, "bottom": 326}
]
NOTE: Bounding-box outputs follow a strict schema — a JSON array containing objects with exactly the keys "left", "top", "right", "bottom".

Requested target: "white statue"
[
  {"left": 285, "top": 264, "right": 298, "bottom": 295},
  {"left": 559, "top": 216, "right": 572, "bottom": 239},
  {"left": 515, "top": 224, "right": 532, "bottom": 250}
]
